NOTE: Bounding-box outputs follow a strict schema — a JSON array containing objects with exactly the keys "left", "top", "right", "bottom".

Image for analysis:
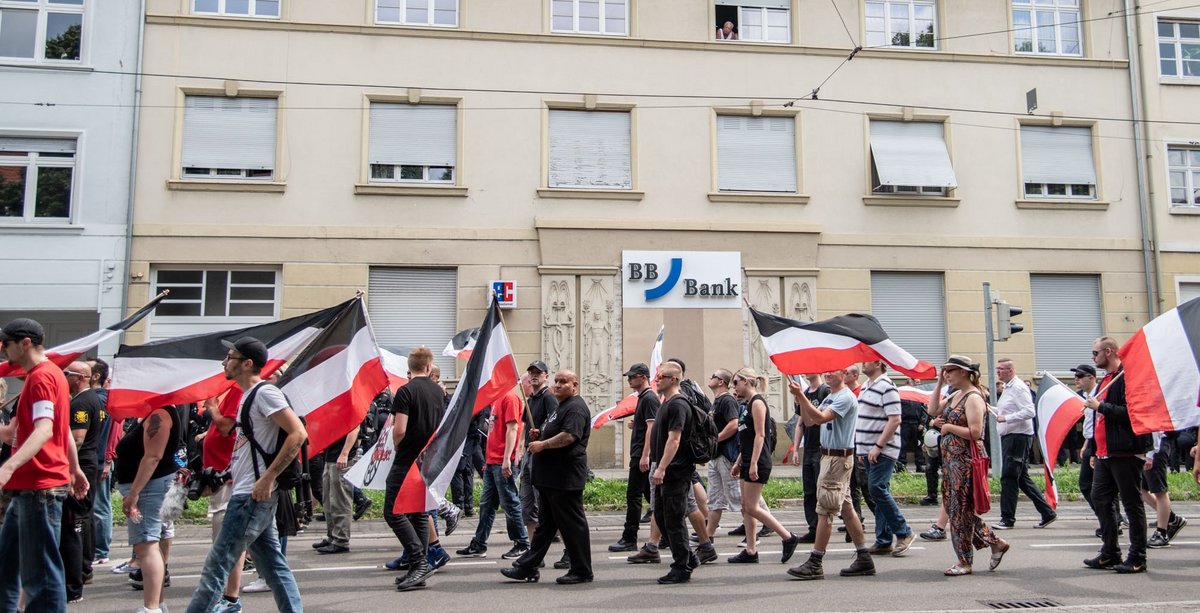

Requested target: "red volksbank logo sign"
[{"left": 622, "top": 251, "right": 741, "bottom": 309}]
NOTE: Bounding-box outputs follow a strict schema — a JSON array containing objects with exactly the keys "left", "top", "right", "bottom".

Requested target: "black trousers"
[
  {"left": 654, "top": 477, "right": 691, "bottom": 573},
  {"left": 310, "top": 455, "right": 326, "bottom": 503},
  {"left": 925, "top": 454, "right": 942, "bottom": 499},
  {"left": 802, "top": 449, "right": 820, "bottom": 533},
  {"left": 450, "top": 452, "right": 476, "bottom": 513},
  {"left": 999, "top": 434, "right": 1054, "bottom": 524},
  {"left": 850, "top": 458, "right": 875, "bottom": 519},
  {"left": 1079, "top": 441, "right": 1121, "bottom": 527},
  {"left": 620, "top": 463, "right": 651, "bottom": 543},
  {"left": 899, "top": 422, "right": 926, "bottom": 470},
  {"left": 61, "top": 467, "right": 97, "bottom": 600},
  {"left": 515, "top": 486, "right": 592, "bottom": 578},
  {"left": 384, "top": 464, "right": 430, "bottom": 559},
  {"left": 1093, "top": 456, "right": 1147, "bottom": 563}
]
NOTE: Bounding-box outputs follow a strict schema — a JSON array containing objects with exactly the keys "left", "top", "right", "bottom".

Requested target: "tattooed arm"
[
  {"left": 528, "top": 432, "right": 576, "bottom": 453},
  {"left": 252, "top": 406, "right": 308, "bottom": 502},
  {"left": 122, "top": 408, "right": 172, "bottom": 520}
]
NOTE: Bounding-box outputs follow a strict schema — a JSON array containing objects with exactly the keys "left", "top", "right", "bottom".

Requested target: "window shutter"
[
  {"left": 1030, "top": 274, "right": 1103, "bottom": 373},
  {"left": 717, "top": 115, "right": 797, "bottom": 192},
  {"left": 0, "top": 137, "right": 76, "bottom": 153},
  {"left": 870, "top": 272, "right": 947, "bottom": 366},
  {"left": 182, "top": 96, "right": 277, "bottom": 170},
  {"left": 368, "top": 267, "right": 458, "bottom": 373},
  {"left": 1020, "top": 125, "right": 1096, "bottom": 185},
  {"left": 715, "top": 0, "right": 791, "bottom": 8},
  {"left": 548, "top": 110, "right": 632, "bottom": 189},
  {"left": 869, "top": 121, "right": 957, "bottom": 188},
  {"left": 368, "top": 103, "right": 457, "bottom": 167},
  {"left": 1180, "top": 282, "right": 1200, "bottom": 305}
]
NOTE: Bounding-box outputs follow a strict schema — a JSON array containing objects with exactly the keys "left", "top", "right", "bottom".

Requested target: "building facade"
[
  {"left": 0, "top": 0, "right": 141, "bottom": 354},
  {"left": 128, "top": 0, "right": 1192, "bottom": 466}
]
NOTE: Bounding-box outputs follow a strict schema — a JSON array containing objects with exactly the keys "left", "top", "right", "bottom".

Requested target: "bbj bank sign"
[{"left": 621, "top": 251, "right": 742, "bottom": 309}]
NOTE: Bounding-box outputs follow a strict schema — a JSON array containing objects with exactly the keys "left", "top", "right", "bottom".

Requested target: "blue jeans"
[
  {"left": 864, "top": 455, "right": 912, "bottom": 546},
  {"left": 471, "top": 463, "right": 527, "bottom": 550},
  {"left": 0, "top": 489, "right": 68, "bottom": 613},
  {"left": 93, "top": 472, "right": 113, "bottom": 559},
  {"left": 185, "top": 494, "right": 303, "bottom": 613}
]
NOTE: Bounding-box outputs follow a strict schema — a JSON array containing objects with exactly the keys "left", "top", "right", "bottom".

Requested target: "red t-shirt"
[
  {"left": 6, "top": 361, "right": 72, "bottom": 490},
  {"left": 1094, "top": 372, "right": 1113, "bottom": 458},
  {"left": 485, "top": 390, "right": 524, "bottom": 465},
  {"left": 201, "top": 388, "right": 241, "bottom": 471}
]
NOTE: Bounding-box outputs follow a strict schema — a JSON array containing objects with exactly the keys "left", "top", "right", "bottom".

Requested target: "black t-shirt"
[
  {"left": 711, "top": 393, "right": 740, "bottom": 462},
  {"left": 525, "top": 387, "right": 558, "bottom": 446},
  {"left": 800, "top": 384, "right": 830, "bottom": 453},
  {"left": 70, "top": 388, "right": 106, "bottom": 474},
  {"left": 115, "top": 405, "right": 184, "bottom": 485},
  {"left": 389, "top": 377, "right": 446, "bottom": 472},
  {"left": 651, "top": 395, "right": 692, "bottom": 474},
  {"left": 532, "top": 395, "right": 590, "bottom": 491},
  {"left": 738, "top": 394, "right": 772, "bottom": 469},
  {"left": 629, "top": 388, "right": 660, "bottom": 461}
]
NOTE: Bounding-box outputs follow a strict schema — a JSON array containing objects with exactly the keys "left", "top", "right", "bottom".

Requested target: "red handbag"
[{"left": 969, "top": 439, "right": 992, "bottom": 514}]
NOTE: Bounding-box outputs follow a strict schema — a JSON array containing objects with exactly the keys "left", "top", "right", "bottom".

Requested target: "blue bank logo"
[{"left": 626, "top": 256, "right": 738, "bottom": 302}]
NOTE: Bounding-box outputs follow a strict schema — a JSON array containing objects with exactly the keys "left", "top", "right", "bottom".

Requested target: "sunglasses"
[
  {"left": 1091, "top": 349, "right": 1106, "bottom": 357},
  {"left": 64, "top": 371, "right": 86, "bottom": 378},
  {"left": 223, "top": 354, "right": 247, "bottom": 363}
]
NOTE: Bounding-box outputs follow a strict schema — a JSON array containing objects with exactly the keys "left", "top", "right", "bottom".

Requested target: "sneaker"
[
  {"left": 757, "top": 525, "right": 773, "bottom": 538},
  {"left": 93, "top": 557, "right": 110, "bottom": 566},
  {"left": 893, "top": 533, "right": 915, "bottom": 557},
  {"left": 627, "top": 546, "right": 661, "bottom": 564},
  {"left": 242, "top": 578, "right": 271, "bottom": 593},
  {"left": 395, "top": 560, "right": 436, "bottom": 591},
  {"left": 314, "top": 513, "right": 326, "bottom": 522},
  {"left": 781, "top": 534, "right": 801, "bottom": 563},
  {"left": 866, "top": 543, "right": 893, "bottom": 555},
  {"left": 67, "top": 595, "right": 82, "bottom": 603},
  {"left": 213, "top": 597, "right": 243, "bottom": 613},
  {"left": 353, "top": 498, "right": 373, "bottom": 521},
  {"left": 640, "top": 509, "right": 653, "bottom": 524},
  {"left": 555, "top": 573, "right": 593, "bottom": 585},
  {"left": 312, "top": 539, "right": 331, "bottom": 549},
  {"left": 242, "top": 558, "right": 256, "bottom": 573},
  {"left": 442, "top": 504, "right": 462, "bottom": 537},
  {"left": 992, "top": 521, "right": 1015, "bottom": 531},
  {"left": 553, "top": 552, "right": 571, "bottom": 570},
  {"left": 130, "top": 569, "right": 170, "bottom": 591},
  {"left": 686, "top": 551, "right": 701, "bottom": 571},
  {"left": 315, "top": 543, "right": 349, "bottom": 554},
  {"left": 727, "top": 525, "right": 746, "bottom": 536},
  {"left": 608, "top": 538, "right": 638, "bottom": 552},
  {"left": 385, "top": 553, "right": 410, "bottom": 571},
  {"left": 920, "top": 525, "right": 946, "bottom": 541},
  {"left": 456, "top": 543, "right": 488, "bottom": 558},
  {"left": 840, "top": 552, "right": 876, "bottom": 577},
  {"left": 1113, "top": 559, "right": 1147, "bottom": 574},
  {"left": 501, "top": 545, "right": 529, "bottom": 560},
  {"left": 787, "top": 555, "right": 824, "bottom": 580},
  {"left": 796, "top": 531, "right": 816, "bottom": 544},
  {"left": 428, "top": 546, "right": 451, "bottom": 570},
  {"left": 500, "top": 566, "right": 540, "bottom": 582},
  {"left": 1083, "top": 554, "right": 1118, "bottom": 570},
  {"left": 112, "top": 561, "right": 136, "bottom": 574},
  {"left": 657, "top": 568, "right": 691, "bottom": 584},
  {"left": 696, "top": 543, "right": 718, "bottom": 565},
  {"left": 727, "top": 550, "right": 758, "bottom": 564},
  {"left": 1148, "top": 531, "right": 1170, "bottom": 548},
  {"left": 1035, "top": 514, "right": 1058, "bottom": 529},
  {"left": 919, "top": 496, "right": 939, "bottom": 506},
  {"left": 1167, "top": 515, "right": 1188, "bottom": 542}
]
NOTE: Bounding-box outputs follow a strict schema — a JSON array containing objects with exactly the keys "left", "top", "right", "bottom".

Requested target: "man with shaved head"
[
  {"left": 502, "top": 370, "right": 593, "bottom": 585},
  {"left": 64, "top": 360, "right": 102, "bottom": 601}
]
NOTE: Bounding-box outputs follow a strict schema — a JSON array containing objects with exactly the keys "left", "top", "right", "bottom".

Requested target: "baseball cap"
[
  {"left": 623, "top": 363, "right": 651, "bottom": 378},
  {"left": 1070, "top": 364, "right": 1097, "bottom": 377},
  {"left": 0, "top": 318, "right": 45, "bottom": 345},
  {"left": 221, "top": 336, "right": 269, "bottom": 368},
  {"left": 527, "top": 360, "right": 548, "bottom": 374}
]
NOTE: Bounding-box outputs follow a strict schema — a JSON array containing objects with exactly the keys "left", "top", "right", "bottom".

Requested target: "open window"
[
  {"left": 714, "top": 1, "right": 790, "bottom": 43},
  {"left": 868, "top": 120, "right": 955, "bottom": 195}
]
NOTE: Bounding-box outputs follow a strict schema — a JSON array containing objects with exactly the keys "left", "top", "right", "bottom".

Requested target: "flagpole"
[{"left": 1082, "top": 371, "right": 1125, "bottom": 413}]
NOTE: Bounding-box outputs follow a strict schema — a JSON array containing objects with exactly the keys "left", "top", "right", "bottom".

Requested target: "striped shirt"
[{"left": 854, "top": 374, "right": 902, "bottom": 460}]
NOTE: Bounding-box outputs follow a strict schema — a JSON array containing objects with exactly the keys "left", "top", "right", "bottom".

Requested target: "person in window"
[{"left": 717, "top": 21, "right": 738, "bottom": 40}]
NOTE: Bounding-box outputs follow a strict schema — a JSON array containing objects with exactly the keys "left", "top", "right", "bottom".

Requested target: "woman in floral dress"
[{"left": 927, "top": 355, "right": 1010, "bottom": 576}]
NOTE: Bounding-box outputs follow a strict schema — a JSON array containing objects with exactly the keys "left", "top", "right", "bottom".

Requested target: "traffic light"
[{"left": 996, "top": 301, "right": 1024, "bottom": 341}]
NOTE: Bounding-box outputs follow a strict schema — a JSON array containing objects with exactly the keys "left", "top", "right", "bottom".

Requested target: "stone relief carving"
[
  {"left": 746, "top": 276, "right": 785, "bottom": 418},
  {"left": 541, "top": 276, "right": 575, "bottom": 373},
  {"left": 579, "top": 275, "right": 615, "bottom": 418},
  {"left": 786, "top": 277, "right": 817, "bottom": 323}
]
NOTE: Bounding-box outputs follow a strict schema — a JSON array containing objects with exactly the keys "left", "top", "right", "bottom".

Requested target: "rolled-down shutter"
[
  {"left": 870, "top": 272, "right": 948, "bottom": 367},
  {"left": 1030, "top": 274, "right": 1103, "bottom": 373},
  {"left": 870, "top": 121, "right": 956, "bottom": 188},
  {"left": 368, "top": 267, "right": 458, "bottom": 373},
  {"left": 717, "top": 115, "right": 797, "bottom": 192},
  {"left": 715, "top": 0, "right": 791, "bottom": 8},
  {"left": 368, "top": 103, "right": 457, "bottom": 167},
  {"left": 182, "top": 96, "right": 277, "bottom": 171},
  {"left": 1020, "top": 125, "right": 1096, "bottom": 185},
  {"left": 0, "top": 137, "right": 76, "bottom": 153},
  {"left": 548, "top": 110, "right": 631, "bottom": 189},
  {"left": 1179, "top": 282, "right": 1200, "bottom": 305}
]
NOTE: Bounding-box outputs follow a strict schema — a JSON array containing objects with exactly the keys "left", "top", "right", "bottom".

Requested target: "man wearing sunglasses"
[{"left": 611, "top": 363, "right": 657, "bottom": 554}]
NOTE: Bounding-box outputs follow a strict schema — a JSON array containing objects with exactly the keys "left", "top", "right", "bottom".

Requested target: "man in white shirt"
[{"left": 993, "top": 359, "right": 1056, "bottom": 530}]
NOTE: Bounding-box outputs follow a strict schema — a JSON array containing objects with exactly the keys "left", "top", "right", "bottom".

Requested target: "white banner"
[
  {"left": 344, "top": 416, "right": 394, "bottom": 491},
  {"left": 622, "top": 250, "right": 742, "bottom": 309}
]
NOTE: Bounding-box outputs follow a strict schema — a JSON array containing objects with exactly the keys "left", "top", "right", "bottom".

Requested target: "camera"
[{"left": 186, "top": 467, "right": 231, "bottom": 500}]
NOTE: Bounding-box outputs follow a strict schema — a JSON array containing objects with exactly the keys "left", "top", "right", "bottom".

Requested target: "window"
[
  {"left": 1178, "top": 280, "right": 1200, "bottom": 305},
  {"left": 714, "top": 1, "right": 790, "bottom": 43},
  {"left": 148, "top": 268, "right": 278, "bottom": 340},
  {"left": 192, "top": 0, "right": 280, "bottom": 18},
  {"left": 1159, "top": 20, "right": 1200, "bottom": 77},
  {"left": 866, "top": 0, "right": 935, "bottom": 49},
  {"left": 551, "top": 0, "right": 627, "bottom": 36},
  {"left": 181, "top": 96, "right": 277, "bottom": 181},
  {"left": 1030, "top": 274, "right": 1102, "bottom": 373},
  {"left": 0, "top": 0, "right": 84, "bottom": 62},
  {"left": 367, "top": 103, "right": 457, "bottom": 185},
  {"left": 869, "top": 121, "right": 955, "bottom": 195},
  {"left": 1012, "top": 0, "right": 1081, "bottom": 56},
  {"left": 0, "top": 137, "right": 76, "bottom": 223},
  {"left": 547, "top": 110, "right": 632, "bottom": 189},
  {"left": 375, "top": 0, "right": 457, "bottom": 27},
  {"left": 870, "top": 272, "right": 947, "bottom": 367},
  {"left": 1020, "top": 125, "right": 1095, "bottom": 199},
  {"left": 1168, "top": 146, "right": 1200, "bottom": 206},
  {"left": 369, "top": 267, "right": 457, "bottom": 374},
  {"left": 716, "top": 115, "right": 796, "bottom": 192}
]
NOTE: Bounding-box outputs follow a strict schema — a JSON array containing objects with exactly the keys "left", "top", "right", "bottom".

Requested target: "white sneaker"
[
  {"left": 113, "top": 561, "right": 137, "bottom": 574},
  {"left": 242, "top": 577, "right": 271, "bottom": 593}
]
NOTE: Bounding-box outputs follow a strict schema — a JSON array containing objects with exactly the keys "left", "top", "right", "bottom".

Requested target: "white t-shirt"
[{"left": 229, "top": 381, "right": 290, "bottom": 496}]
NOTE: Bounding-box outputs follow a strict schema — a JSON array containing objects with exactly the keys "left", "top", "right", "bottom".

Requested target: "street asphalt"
[{"left": 77, "top": 501, "right": 1200, "bottom": 612}]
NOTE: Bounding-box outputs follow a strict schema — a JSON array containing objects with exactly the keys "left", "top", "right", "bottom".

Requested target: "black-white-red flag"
[
  {"left": 750, "top": 308, "right": 938, "bottom": 380},
  {"left": 393, "top": 299, "right": 518, "bottom": 514},
  {"left": 1119, "top": 296, "right": 1200, "bottom": 434},
  {"left": 442, "top": 327, "right": 480, "bottom": 361}
]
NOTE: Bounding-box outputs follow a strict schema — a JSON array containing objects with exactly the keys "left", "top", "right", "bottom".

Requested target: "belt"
[{"left": 821, "top": 448, "right": 853, "bottom": 457}]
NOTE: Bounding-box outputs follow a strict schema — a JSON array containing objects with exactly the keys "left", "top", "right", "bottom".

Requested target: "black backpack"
[
  {"left": 682, "top": 395, "right": 719, "bottom": 465},
  {"left": 679, "top": 379, "right": 713, "bottom": 414},
  {"left": 240, "top": 382, "right": 304, "bottom": 490}
]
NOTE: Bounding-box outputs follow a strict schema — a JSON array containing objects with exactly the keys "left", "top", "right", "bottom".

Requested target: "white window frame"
[
  {"left": 1012, "top": 0, "right": 1082, "bottom": 56},
  {"left": 715, "top": 113, "right": 798, "bottom": 193},
  {"left": 180, "top": 94, "right": 278, "bottom": 182},
  {"left": 737, "top": 5, "right": 790, "bottom": 43},
  {"left": 1158, "top": 20, "right": 1200, "bottom": 78},
  {"left": 1166, "top": 144, "right": 1200, "bottom": 207},
  {"left": 865, "top": 0, "right": 937, "bottom": 50},
  {"left": 0, "top": 135, "right": 79, "bottom": 225},
  {"left": 546, "top": 108, "right": 634, "bottom": 190},
  {"left": 366, "top": 101, "right": 459, "bottom": 186},
  {"left": 151, "top": 269, "right": 279, "bottom": 319},
  {"left": 191, "top": 0, "right": 280, "bottom": 19},
  {"left": 0, "top": 0, "right": 86, "bottom": 64},
  {"left": 1019, "top": 124, "right": 1097, "bottom": 200},
  {"left": 1176, "top": 275, "right": 1200, "bottom": 307},
  {"left": 550, "top": 0, "right": 628, "bottom": 36},
  {"left": 374, "top": 0, "right": 458, "bottom": 27},
  {"left": 868, "top": 119, "right": 955, "bottom": 195}
]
